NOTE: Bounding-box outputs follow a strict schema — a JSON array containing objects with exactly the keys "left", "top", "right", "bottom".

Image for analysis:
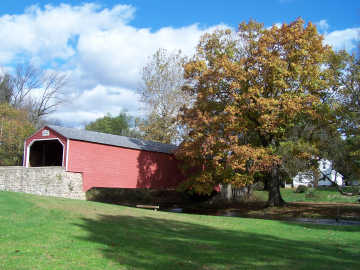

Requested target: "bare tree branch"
[{"left": 3, "top": 63, "right": 68, "bottom": 125}]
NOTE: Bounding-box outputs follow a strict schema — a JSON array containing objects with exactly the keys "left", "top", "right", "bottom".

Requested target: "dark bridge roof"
[{"left": 47, "top": 125, "right": 177, "bottom": 154}]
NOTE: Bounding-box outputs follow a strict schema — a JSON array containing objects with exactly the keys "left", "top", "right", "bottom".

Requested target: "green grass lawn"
[
  {"left": 1, "top": 191, "right": 360, "bottom": 270},
  {"left": 254, "top": 187, "right": 360, "bottom": 204}
]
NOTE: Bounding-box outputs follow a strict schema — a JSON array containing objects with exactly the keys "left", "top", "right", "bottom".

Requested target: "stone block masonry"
[{"left": 0, "top": 166, "right": 86, "bottom": 200}]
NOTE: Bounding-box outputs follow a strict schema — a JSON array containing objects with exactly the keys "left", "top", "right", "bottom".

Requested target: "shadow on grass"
[
  {"left": 74, "top": 214, "right": 360, "bottom": 270},
  {"left": 173, "top": 201, "right": 360, "bottom": 225},
  {"left": 279, "top": 219, "right": 360, "bottom": 231}
]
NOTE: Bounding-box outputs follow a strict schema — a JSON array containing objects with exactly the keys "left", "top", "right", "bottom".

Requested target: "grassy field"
[
  {"left": 1, "top": 191, "right": 360, "bottom": 270},
  {"left": 254, "top": 187, "right": 360, "bottom": 203}
]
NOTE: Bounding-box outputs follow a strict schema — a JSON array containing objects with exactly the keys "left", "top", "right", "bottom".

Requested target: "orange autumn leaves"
[{"left": 176, "top": 19, "right": 334, "bottom": 194}]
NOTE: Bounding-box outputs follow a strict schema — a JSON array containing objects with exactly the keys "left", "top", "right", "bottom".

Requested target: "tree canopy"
[
  {"left": 85, "top": 112, "right": 141, "bottom": 139},
  {"left": 326, "top": 50, "right": 360, "bottom": 184},
  {"left": 0, "top": 103, "right": 35, "bottom": 165},
  {"left": 138, "top": 49, "right": 193, "bottom": 144},
  {"left": 176, "top": 19, "right": 337, "bottom": 206}
]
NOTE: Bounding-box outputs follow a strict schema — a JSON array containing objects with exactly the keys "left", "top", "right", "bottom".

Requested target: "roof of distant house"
[{"left": 47, "top": 125, "right": 177, "bottom": 154}]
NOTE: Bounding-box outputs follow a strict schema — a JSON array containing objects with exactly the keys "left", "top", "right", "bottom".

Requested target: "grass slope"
[{"left": 1, "top": 191, "right": 360, "bottom": 270}]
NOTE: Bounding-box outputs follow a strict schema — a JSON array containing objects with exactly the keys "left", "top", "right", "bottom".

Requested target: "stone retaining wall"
[{"left": 0, "top": 166, "right": 85, "bottom": 200}]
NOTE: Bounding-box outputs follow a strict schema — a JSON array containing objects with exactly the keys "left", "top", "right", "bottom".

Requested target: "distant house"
[
  {"left": 23, "top": 125, "right": 185, "bottom": 191},
  {"left": 292, "top": 159, "right": 344, "bottom": 188}
]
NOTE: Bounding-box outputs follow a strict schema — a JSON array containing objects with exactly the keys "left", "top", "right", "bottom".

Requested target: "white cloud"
[
  {"left": 324, "top": 28, "right": 360, "bottom": 51},
  {"left": 0, "top": 3, "right": 222, "bottom": 89},
  {"left": 48, "top": 84, "right": 143, "bottom": 127},
  {"left": 76, "top": 24, "right": 217, "bottom": 89},
  {"left": 0, "top": 3, "right": 135, "bottom": 65},
  {"left": 314, "top": 20, "right": 359, "bottom": 51},
  {"left": 316, "top": 19, "right": 329, "bottom": 33},
  {"left": 0, "top": 3, "right": 225, "bottom": 126}
]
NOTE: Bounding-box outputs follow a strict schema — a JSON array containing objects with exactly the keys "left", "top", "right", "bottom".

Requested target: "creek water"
[{"left": 162, "top": 208, "right": 360, "bottom": 226}]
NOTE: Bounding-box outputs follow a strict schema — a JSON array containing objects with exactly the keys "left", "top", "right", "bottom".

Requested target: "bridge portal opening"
[{"left": 29, "top": 140, "right": 63, "bottom": 167}]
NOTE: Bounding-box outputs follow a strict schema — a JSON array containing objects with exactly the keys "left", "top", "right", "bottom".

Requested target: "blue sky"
[
  {"left": 0, "top": 0, "right": 359, "bottom": 127},
  {"left": 2, "top": 0, "right": 359, "bottom": 30}
]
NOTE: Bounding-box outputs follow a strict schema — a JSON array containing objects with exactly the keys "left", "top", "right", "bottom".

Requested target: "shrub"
[
  {"left": 86, "top": 187, "right": 191, "bottom": 205},
  {"left": 295, "top": 185, "right": 307, "bottom": 193},
  {"left": 253, "top": 181, "right": 265, "bottom": 191}
]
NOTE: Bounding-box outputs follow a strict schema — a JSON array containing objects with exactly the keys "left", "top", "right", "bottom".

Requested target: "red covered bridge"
[{"left": 23, "top": 125, "right": 185, "bottom": 191}]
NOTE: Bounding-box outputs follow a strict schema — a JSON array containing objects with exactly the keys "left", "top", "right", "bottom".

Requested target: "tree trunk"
[
  {"left": 263, "top": 178, "right": 270, "bottom": 191},
  {"left": 220, "top": 184, "right": 233, "bottom": 201},
  {"left": 267, "top": 165, "right": 285, "bottom": 207},
  {"left": 313, "top": 169, "right": 320, "bottom": 188},
  {"left": 247, "top": 184, "right": 253, "bottom": 198}
]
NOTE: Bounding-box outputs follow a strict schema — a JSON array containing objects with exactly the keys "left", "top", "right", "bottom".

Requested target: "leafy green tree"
[
  {"left": 0, "top": 103, "right": 35, "bottom": 165},
  {"left": 85, "top": 112, "right": 141, "bottom": 138},
  {"left": 327, "top": 51, "right": 360, "bottom": 136},
  {"left": 326, "top": 50, "right": 360, "bottom": 187},
  {"left": 177, "top": 19, "right": 336, "bottom": 206}
]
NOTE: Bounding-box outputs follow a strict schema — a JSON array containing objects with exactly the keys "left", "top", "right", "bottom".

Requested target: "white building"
[{"left": 292, "top": 159, "right": 343, "bottom": 188}]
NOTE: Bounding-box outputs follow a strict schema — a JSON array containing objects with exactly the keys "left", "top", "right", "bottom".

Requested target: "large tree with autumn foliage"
[{"left": 176, "top": 19, "right": 336, "bottom": 206}]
